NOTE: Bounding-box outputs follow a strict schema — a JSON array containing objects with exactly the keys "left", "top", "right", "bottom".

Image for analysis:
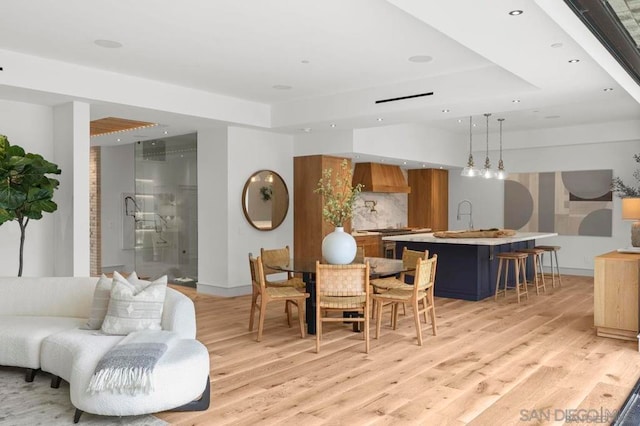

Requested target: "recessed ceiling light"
[
  {"left": 302, "top": 128, "right": 312, "bottom": 133},
  {"left": 403, "top": 161, "right": 407, "bottom": 165},
  {"left": 509, "top": 10, "right": 523, "bottom": 16},
  {"left": 442, "top": 109, "right": 450, "bottom": 113},
  {"left": 377, "top": 118, "right": 383, "bottom": 122},
  {"left": 551, "top": 42, "right": 563, "bottom": 48},
  {"left": 94, "top": 39, "right": 122, "bottom": 48},
  {"left": 408, "top": 55, "right": 433, "bottom": 63},
  {"left": 330, "top": 123, "right": 336, "bottom": 128},
  {"left": 116, "top": 138, "right": 121, "bottom": 142},
  {"left": 422, "top": 164, "right": 426, "bottom": 168},
  {"left": 512, "top": 99, "right": 521, "bottom": 103},
  {"left": 604, "top": 87, "right": 614, "bottom": 91},
  {"left": 380, "top": 159, "right": 385, "bottom": 162},
  {"left": 568, "top": 59, "right": 580, "bottom": 63},
  {"left": 163, "top": 130, "right": 168, "bottom": 135},
  {"left": 457, "top": 119, "right": 463, "bottom": 123},
  {"left": 272, "top": 84, "right": 292, "bottom": 90},
  {"left": 439, "top": 166, "right": 444, "bottom": 169},
  {"left": 151, "top": 141, "right": 156, "bottom": 145}
]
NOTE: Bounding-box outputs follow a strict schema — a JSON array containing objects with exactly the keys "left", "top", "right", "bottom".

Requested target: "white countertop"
[
  {"left": 352, "top": 228, "right": 431, "bottom": 236},
  {"left": 381, "top": 231, "right": 557, "bottom": 246}
]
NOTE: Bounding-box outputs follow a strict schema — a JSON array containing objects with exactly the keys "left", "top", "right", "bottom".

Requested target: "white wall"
[
  {"left": 100, "top": 143, "right": 135, "bottom": 272},
  {"left": 449, "top": 122, "right": 640, "bottom": 275},
  {"left": 353, "top": 123, "right": 465, "bottom": 167},
  {"left": 0, "top": 100, "right": 55, "bottom": 276},
  {"left": 222, "top": 127, "right": 294, "bottom": 295}
]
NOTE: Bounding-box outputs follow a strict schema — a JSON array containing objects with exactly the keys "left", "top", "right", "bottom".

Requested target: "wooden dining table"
[{"left": 266, "top": 257, "right": 410, "bottom": 335}]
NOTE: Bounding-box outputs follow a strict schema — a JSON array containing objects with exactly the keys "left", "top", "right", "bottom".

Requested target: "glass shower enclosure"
[{"left": 132, "top": 133, "right": 198, "bottom": 285}]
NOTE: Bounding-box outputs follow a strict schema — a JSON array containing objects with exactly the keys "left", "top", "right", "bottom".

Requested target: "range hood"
[{"left": 352, "top": 162, "right": 411, "bottom": 193}]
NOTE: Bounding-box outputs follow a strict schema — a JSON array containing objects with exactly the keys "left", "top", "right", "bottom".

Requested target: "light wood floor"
[{"left": 157, "top": 275, "right": 640, "bottom": 425}]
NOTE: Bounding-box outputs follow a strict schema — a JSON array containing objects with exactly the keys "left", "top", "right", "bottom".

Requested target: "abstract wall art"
[{"left": 504, "top": 169, "right": 612, "bottom": 236}]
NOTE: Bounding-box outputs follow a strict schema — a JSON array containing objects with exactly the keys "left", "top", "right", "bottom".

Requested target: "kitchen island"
[{"left": 382, "top": 231, "right": 557, "bottom": 301}]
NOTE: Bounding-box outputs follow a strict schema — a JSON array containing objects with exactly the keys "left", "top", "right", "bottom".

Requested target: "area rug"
[
  {"left": 0, "top": 367, "right": 167, "bottom": 426},
  {"left": 613, "top": 375, "right": 640, "bottom": 425}
]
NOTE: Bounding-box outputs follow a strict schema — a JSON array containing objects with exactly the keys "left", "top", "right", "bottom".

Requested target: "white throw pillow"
[
  {"left": 82, "top": 274, "right": 113, "bottom": 330},
  {"left": 101, "top": 271, "right": 168, "bottom": 335}
]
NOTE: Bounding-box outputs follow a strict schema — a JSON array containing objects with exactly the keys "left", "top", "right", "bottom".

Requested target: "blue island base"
[{"left": 396, "top": 240, "right": 535, "bottom": 301}]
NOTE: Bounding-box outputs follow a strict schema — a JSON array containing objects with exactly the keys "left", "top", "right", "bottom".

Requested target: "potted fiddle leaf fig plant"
[
  {"left": 0, "top": 134, "right": 61, "bottom": 276},
  {"left": 314, "top": 159, "right": 363, "bottom": 264}
]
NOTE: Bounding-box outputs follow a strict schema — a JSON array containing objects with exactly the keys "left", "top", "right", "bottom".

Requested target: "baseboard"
[
  {"left": 197, "top": 283, "right": 252, "bottom": 297},
  {"left": 542, "top": 267, "right": 593, "bottom": 277}
]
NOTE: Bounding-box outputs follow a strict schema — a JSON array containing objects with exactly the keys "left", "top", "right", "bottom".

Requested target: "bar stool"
[
  {"left": 516, "top": 248, "right": 546, "bottom": 295},
  {"left": 495, "top": 252, "right": 529, "bottom": 304},
  {"left": 535, "top": 245, "right": 562, "bottom": 288}
]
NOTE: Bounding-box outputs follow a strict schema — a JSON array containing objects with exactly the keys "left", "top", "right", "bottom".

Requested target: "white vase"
[{"left": 322, "top": 226, "right": 357, "bottom": 265}]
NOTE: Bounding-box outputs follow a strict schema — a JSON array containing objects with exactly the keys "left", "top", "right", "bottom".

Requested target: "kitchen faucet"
[{"left": 456, "top": 199, "right": 474, "bottom": 230}]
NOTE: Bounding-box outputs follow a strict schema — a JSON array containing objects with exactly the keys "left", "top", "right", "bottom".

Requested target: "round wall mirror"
[{"left": 242, "top": 170, "right": 289, "bottom": 231}]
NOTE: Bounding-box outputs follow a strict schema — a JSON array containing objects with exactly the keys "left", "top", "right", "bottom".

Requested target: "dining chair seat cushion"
[
  {"left": 265, "top": 287, "right": 308, "bottom": 299},
  {"left": 371, "top": 277, "right": 410, "bottom": 291},
  {"left": 374, "top": 288, "right": 427, "bottom": 301},
  {"left": 319, "top": 294, "right": 367, "bottom": 309},
  {"left": 266, "top": 276, "right": 305, "bottom": 288}
]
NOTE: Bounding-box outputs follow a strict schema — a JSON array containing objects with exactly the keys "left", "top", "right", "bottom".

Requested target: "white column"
[
  {"left": 53, "top": 101, "right": 90, "bottom": 276},
  {"left": 197, "top": 128, "right": 230, "bottom": 294}
]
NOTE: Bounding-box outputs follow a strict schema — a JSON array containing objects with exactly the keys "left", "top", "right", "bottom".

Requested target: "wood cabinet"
[
  {"left": 294, "top": 155, "right": 350, "bottom": 260},
  {"left": 594, "top": 251, "right": 640, "bottom": 341},
  {"left": 354, "top": 234, "right": 381, "bottom": 258},
  {"left": 407, "top": 169, "right": 448, "bottom": 231}
]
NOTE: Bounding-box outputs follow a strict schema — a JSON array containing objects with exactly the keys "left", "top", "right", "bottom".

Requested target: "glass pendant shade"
[
  {"left": 481, "top": 165, "right": 495, "bottom": 179},
  {"left": 495, "top": 118, "right": 508, "bottom": 180},
  {"left": 495, "top": 166, "right": 508, "bottom": 180},
  {"left": 461, "top": 116, "right": 477, "bottom": 177}
]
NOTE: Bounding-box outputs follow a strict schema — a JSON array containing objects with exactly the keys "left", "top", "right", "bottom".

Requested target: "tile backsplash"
[{"left": 352, "top": 192, "right": 407, "bottom": 230}]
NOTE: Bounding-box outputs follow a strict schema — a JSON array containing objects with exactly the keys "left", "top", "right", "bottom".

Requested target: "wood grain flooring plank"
[{"left": 156, "top": 276, "right": 640, "bottom": 425}]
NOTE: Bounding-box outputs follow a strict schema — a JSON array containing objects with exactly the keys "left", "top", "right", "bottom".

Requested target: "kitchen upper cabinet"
[
  {"left": 294, "top": 155, "right": 350, "bottom": 260},
  {"left": 408, "top": 169, "right": 448, "bottom": 231}
]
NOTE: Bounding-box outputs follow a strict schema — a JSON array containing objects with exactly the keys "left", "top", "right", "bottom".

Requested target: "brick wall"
[{"left": 89, "top": 146, "right": 101, "bottom": 276}]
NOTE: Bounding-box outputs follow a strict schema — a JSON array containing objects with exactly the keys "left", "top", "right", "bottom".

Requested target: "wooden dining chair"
[
  {"left": 370, "top": 247, "right": 428, "bottom": 315},
  {"left": 260, "top": 245, "right": 305, "bottom": 289},
  {"left": 248, "top": 254, "right": 309, "bottom": 342},
  {"left": 372, "top": 254, "right": 438, "bottom": 346},
  {"left": 315, "top": 261, "right": 370, "bottom": 354}
]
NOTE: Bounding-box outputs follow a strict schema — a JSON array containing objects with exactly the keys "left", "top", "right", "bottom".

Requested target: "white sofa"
[{"left": 0, "top": 276, "right": 210, "bottom": 422}]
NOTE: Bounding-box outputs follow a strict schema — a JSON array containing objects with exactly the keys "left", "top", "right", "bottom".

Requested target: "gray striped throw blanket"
[{"left": 87, "top": 330, "right": 177, "bottom": 395}]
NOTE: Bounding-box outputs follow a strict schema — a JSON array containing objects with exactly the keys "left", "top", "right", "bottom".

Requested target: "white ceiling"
[{"left": 0, "top": 0, "right": 638, "bottom": 145}]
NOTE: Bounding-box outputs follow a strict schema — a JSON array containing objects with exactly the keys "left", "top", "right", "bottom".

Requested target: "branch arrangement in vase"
[
  {"left": 612, "top": 153, "right": 640, "bottom": 197},
  {"left": 314, "top": 159, "right": 363, "bottom": 227}
]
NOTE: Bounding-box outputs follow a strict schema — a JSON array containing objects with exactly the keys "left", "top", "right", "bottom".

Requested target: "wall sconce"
[
  {"left": 364, "top": 200, "right": 377, "bottom": 213},
  {"left": 622, "top": 197, "right": 640, "bottom": 247}
]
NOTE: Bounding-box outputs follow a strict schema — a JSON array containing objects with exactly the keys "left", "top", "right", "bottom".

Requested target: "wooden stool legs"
[
  {"left": 495, "top": 253, "right": 529, "bottom": 304},
  {"left": 516, "top": 249, "right": 546, "bottom": 295},
  {"left": 536, "top": 246, "right": 563, "bottom": 288}
]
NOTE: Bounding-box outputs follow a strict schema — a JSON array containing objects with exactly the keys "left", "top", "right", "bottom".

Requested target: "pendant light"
[
  {"left": 480, "top": 113, "right": 494, "bottom": 179},
  {"left": 495, "top": 118, "right": 508, "bottom": 180},
  {"left": 460, "top": 116, "right": 477, "bottom": 177}
]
